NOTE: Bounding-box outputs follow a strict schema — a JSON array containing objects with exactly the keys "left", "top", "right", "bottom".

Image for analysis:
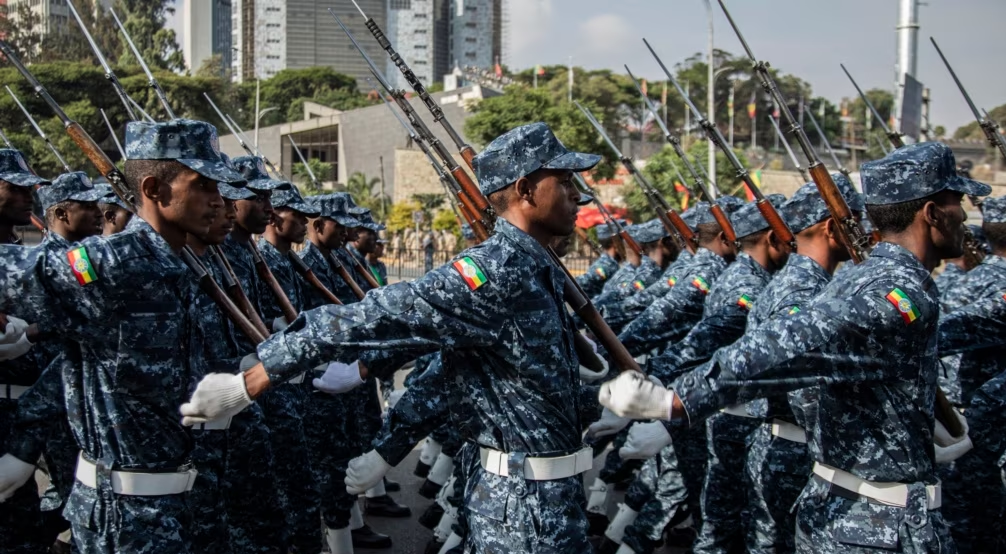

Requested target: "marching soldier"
[{"left": 577, "top": 221, "right": 625, "bottom": 298}]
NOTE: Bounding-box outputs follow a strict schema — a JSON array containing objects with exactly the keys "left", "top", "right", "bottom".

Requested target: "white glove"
[
  {"left": 934, "top": 412, "right": 969, "bottom": 447},
  {"left": 599, "top": 370, "right": 676, "bottom": 421},
  {"left": 934, "top": 435, "right": 973, "bottom": 464},
  {"left": 0, "top": 454, "right": 36, "bottom": 502},
  {"left": 619, "top": 421, "right": 673, "bottom": 460},
  {"left": 586, "top": 408, "right": 631, "bottom": 439},
  {"left": 579, "top": 357, "right": 610, "bottom": 383},
  {"left": 0, "top": 316, "right": 28, "bottom": 345},
  {"left": 180, "top": 373, "right": 253, "bottom": 426},
  {"left": 313, "top": 360, "right": 364, "bottom": 394},
  {"left": 387, "top": 388, "right": 406, "bottom": 410},
  {"left": 271, "top": 316, "right": 289, "bottom": 333},
  {"left": 0, "top": 334, "right": 32, "bottom": 362},
  {"left": 345, "top": 449, "right": 392, "bottom": 495}
]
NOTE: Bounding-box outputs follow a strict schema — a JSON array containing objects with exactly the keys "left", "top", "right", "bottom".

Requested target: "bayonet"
[{"left": 109, "top": 6, "right": 176, "bottom": 119}]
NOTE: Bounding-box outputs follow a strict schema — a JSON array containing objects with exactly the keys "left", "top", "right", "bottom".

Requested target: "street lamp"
[
  {"left": 704, "top": 0, "right": 715, "bottom": 190},
  {"left": 254, "top": 106, "right": 279, "bottom": 149}
]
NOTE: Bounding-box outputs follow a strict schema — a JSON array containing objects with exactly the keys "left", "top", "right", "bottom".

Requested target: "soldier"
[
  {"left": 601, "top": 141, "right": 988, "bottom": 553},
  {"left": 368, "top": 238, "right": 389, "bottom": 286},
  {"left": 182, "top": 121, "right": 605, "bottom": 552},
  {"left": 592, "top": 220, "right": 679, "bottom": 309},
  {"left": 0, "top": 119, "right": 247, "bottom": 553},
  {"left": 577, "top": 221, "right": 625, "bottom": 298},
  {"left": 94, "top": 180, "right": 134, "bottom": 236}
]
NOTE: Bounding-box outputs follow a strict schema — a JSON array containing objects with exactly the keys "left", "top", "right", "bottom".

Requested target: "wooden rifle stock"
[
  {"left": 666, "top": 210, "right": 697, "bottom": 253},
  {"left": 345, "top": 247, "right": 382, "bottom": 289},
  {"left": 620, "top": 230, "right": 642, "bottom": 256},
  {"left": 807, "top": 165, "right": 869, "bottom": 264},
  {"left": 459, "top": 146, "right": 477, "bottom": 168},
  {"left": 247, "top": 240, "right": 299, "bottom": 322},
  {"left": 326, "top": 251, "right": 366, "bottom": 300},
  {"left": 181, "top": 248, "right": 266, "bottom": 344},
  {"left": 209, "top": 246, "right": 270, "bottom": 337},
  {"left": 710, "top": 205, "right": 737, "bottom": 243},
  {"left": 935, "top": 389, "right": 964, "bottom": 437},
  {"left": 755, "top": 199, "right": 796, "bottom": 249},
  {"left": 288, "top": 251, "right": 343, "bottom": 305}
]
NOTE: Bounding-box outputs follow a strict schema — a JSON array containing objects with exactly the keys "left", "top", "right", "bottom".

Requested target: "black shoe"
[
  {"left": 423, "top": 537, "right": 445, "bottom": 554},
  {"left": 587, "top": 511, "right": 609, "bottom": 537},
  {"left": 596, "top": 537, "right": 621, "bottom": 554},
  {"left": 383, "top": 476, "right": 401, "bottom": 492},
  {"left": 351, "top": 524, "right": 393, "bottom": 549},
  {"left": 365, "top": 494, "right": 413, "bottom": 518},
  {"left": 414, "top": 460, "right": 432, "bottom": 478},
  {"left": 418, "top": 503, "right": 446, "bottom": 530},
  {"left": 419, "top": 478, "right": 444, "bottom": 499}
]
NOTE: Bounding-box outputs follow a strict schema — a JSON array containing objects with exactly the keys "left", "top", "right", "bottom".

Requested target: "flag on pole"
[
  {"left": 494, "top": 57, "right": 502, "bottom": 78},
  {"left": 536, "top": 65, "right": 545, "bottom": 76},
  {"left": 747, "top": 91, "right": 757, "bottom": 119},
  {"left": 641, "top": 78, "right": 648, "bottom": 97},
  {"left": 674, "top": 182, "right": 690, "bottom": 209},
  {"left": 662, "top": 82, "right": 667, "bottom": 106}
]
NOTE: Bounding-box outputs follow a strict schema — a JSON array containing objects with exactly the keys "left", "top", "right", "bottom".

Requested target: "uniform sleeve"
[
  {"left": 938, "top": 292, "right": 1006, "bottom": 355},
  {"left": 670, "top": 304, "right": 750, "bottom": 368},
  {"left": 618, "top": 283, "right": 707, "bottom": 356},
  {"left": 6, "top": 357, "right": 67, "bottom": 463},
  {"left": 258, "top": 258, "right": 511, "bottom": 384},
  {"left": 576, "top": 263, "right": 606, "bottom": 298},
  {"left": 373, "top": 356, "right": 452, "bottom": 466}
]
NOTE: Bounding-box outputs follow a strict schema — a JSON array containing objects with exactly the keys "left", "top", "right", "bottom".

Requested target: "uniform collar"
[
  {"left": 784, "top": 253, "right": 831, "bottom": 283},
  {"left": 125, "top": 216, "right": 176, "bottom": 255},
  {"left": 872, "top": 242, "right": 928, "bottom": 272},
  {"left": 494, "top": 218, "right": 553, "bottom": 262},
  {"left": 736, "top": 251, "right": 771, "bottom": 281},
  {"left": 980, "top": 254, "right": 1006, "bottom": 272}
]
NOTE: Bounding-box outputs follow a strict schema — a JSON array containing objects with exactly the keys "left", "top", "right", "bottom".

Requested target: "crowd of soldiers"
[{"left": 0, "top": 113, "right": 1003, "bottom": 554}]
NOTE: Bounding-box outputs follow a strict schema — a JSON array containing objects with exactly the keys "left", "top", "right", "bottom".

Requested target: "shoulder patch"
[
  {"left": 737, "top": 294, "right": 753, "bottom": 310},
  {"left": 631, "top": 280, "right": 645, "bottom": 291},
  {"left": 594, "top": 266, "right": 607, "bottom": 279},
  {"left": 67, "top": 246, "right": 98, "bottom": 286},
  {"left": 787, "top": 306, "right": 801, "bottom": 315},
  {"left": 667, "top": 276, "right": 677, "bottom": 287},
  {"left": 885, "top": 287, "right": 919, "bottom": 325},
  {"left": 691, "top": 276, "right": 710, "bottom": 294},
  {"left": 452, "top": 256, "right": 488, "bottom": 290}
]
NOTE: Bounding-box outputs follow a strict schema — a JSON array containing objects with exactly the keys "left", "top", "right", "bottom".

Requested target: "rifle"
[
  {"left": 624, "top": 65, "right": 737, "bottom": 242},
  {"left": 66, "top": 0, "right": 137, "bottom": 121},
  {"left": 245, "top": 240, "right": 299, "bottom": 322},
  {"left": 769, "top": 115, "right": 810, "bottom": 183},
  {"left": 287, "top": 135, "right": 321, "bottom": 189},
  {"left": 209, "top": 246, "right": 270, "bottom": 336},
  {"left": 645, "top": 38, "right": 796, "bottom": 253},
  {"left": 341, "top": 3, "right": 632, "bottom": 375},
  {"left": 100, "top": 108, "right": 127, "bottom": 159},
  {"left": 840, "top": 64, "right": 904, "bottom": 149},
  {"left": 326, "top": 250, "right": 366, "bottom": 300},
  {"left": 344, "top": 246, "right": 382, "bottom": 290},
  {"left": 7, "top": 86, "right": 72, "bottom": 173},
  {"left": 805, "top": 108, "right": 853, "bottom": 183},
  {"left": 574, "top": 101, "right": 697, "bottom": 253},
  {"left": 109, "top": 7, "right": 175, "bottom": 119},
  {"left": 288, "top": 250, "right": 343, "bottom": 305},
  {"left": 224, "top": 113, "right": 287, "bottom": 180},
  {"left": 573, "top": 174, "right": 642, "bottom": 258},
  {"left": 202, "top": 93, "right": 283, "bottom": 177},
  {"left": 716, "top": 0, "right": 870, "bottom": 263}
]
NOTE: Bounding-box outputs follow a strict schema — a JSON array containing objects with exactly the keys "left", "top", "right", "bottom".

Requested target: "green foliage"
[
  {"left": 293, "top": 159, "right": 332, "bottom": 195},
  {"left": 410, "top": 193, "right": 445, "bottom": 228},
  {"left": 238, "top": 67, "right": 377, "bottom": 129},
  {"left": 115, "top": 0, "right": 185, "bottom": 71},
  {"left": 954, "top": 104, "right": 1006, "bottom": 141},
  {"left": 386, "top": 200, "right": 421, "bottom": 233},
  {"left": 340, "top": 171, "right": 388, "bottom": 217},
  {"left": 432, "top": 208, "right": 460, "bottom": 234}
]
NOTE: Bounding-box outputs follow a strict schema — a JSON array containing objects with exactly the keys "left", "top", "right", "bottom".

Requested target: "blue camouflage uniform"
[
  {"left": 577, "top": 221, "right": 624, "bottom": 298},
  {"left": 934, "top": 263, "right": 965, "bottom": 313},
  {"left": 256, "top": 122, "right": 604, "bottom": 553},
  {"left": 591, "top": 220, "right": 670, "bottom": 309},
  {"left": 667, "top": 142, "right": 990, "bottom": 553}
]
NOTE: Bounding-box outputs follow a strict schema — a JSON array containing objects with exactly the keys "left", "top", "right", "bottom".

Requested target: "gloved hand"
[
  {"left": 934, "top": 435, "right": 973, "bottom": 464},
  {"left": 579, "top": 357, "right": 610, "bottom": 383},
  {"left": 313, "top": 360, "right": 364, "bottom": 394},
  {"left": 934, "top": 412, "right": 969, "bottom": 447},
  {"left": 345, "top": 449, "right": 392, "bottom": 495},
  {"left": 586, "top": 408, "right": 631, "bottom": 439},
  {"left": 619, "top": 421, "right": 672, "bottom": 460},
  {"left": 599, "top": 370, "right": 676, "bottom": 421},
  {"left": 387, "top": 388, "right": 407, "bottom": 410},
  {"left": 271, "top": 316, "right": 289, "bottom": 333},
  {"left": 180, "top": 373, "right": 252, "bottom": 426},
  {"left": 0, "top": 454, "right": 36, "bottom": 502},
  {"left": 0, "top": 333, "right": 32, "bottom": 362},
  {"left": 0, "top": 316, "right": 28, "bottom": 345}
]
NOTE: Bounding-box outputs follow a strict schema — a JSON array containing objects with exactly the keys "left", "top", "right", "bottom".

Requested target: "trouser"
[
  {"left": 620, "top": 443, "right": 691, "bottom": 554},
  {"left": 0, "top": 398, "right": 48, "bottom": 554},
  {"left": 597, "top": 428, "right": 643, "bottom": 484},
  {"left": 693, "top": 413, "right": 761, "bottom": 554},
  {"left": 39, "top": 417, "right": 78, "bottom": 544},
  {"left": 65, "top": 483, "right": 191, "bottom": 554},
  {"left": 188, "top": 430, "right": 229, "bottom": 554},
  {"left": 257, "top": 384, "right": 321, "bottom": 553},
  {"left": 744, "top": 423, "right": 810, "bottom": 554},
  {"left": 795, "top": 475, "right": 955, "bottom": 553},
  {"left": 303, "top": 389, "right": 357, "bottom": 531},
  {"left": 223, "top": 403, "right": 286, "bottom": 554}
]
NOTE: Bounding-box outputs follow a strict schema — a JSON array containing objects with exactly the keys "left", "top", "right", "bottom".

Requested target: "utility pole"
[
  {"left": 894, "top": 0, "right": 920, "bottom": 134},
  {"left": 728, "top": 81, "right": 735, "bottom": 147},
  {"left": 684, "top": 81, "right": 690, "bottom": 138},
  {"left": 705, "top": 0, "right": 716, "bottom": 190}
]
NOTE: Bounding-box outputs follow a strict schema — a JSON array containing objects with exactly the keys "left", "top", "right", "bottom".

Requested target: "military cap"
[
  {"left": 968, "top": 223, "right": 991, "bottom": 254},
  {"left": 633, "top": 219, "right": 670, "bottom": 244},
  {"left": 782, "top": 173, "right": 865, "bottom": 233},
  {"left": 342, "top": 194, "right": 370, "bottom": 217},
  {"left": 219, "top": 183, "right": 257, "bottom": 201},
  {"left": 125, "top": 119, "right": 245, "bottom": 184},
  {"left": 981, "top": 195, "right": 1006, "bottom": 223},
  {"left": 861, "top": 142, "right": 991, "bottom": 205},
  {"left": 461, "top": 223, "right": 476, "bottom": 241},
  {"left": 38, "top": 172, "right": 104, "bottom": 212},
  {"left": 219, "top": 153, "right": 248, "bottom": 188},
  {"left": 596, "top": 220, "right": 625, "bottom": 241},
  {"left": 695, "top": 195, "right": 745, "bottom": 226},
  {"left": 0, "top": 149, "right": 48, "bottom": 187},
  {"left": 93, "top": 180, "right": 132, "bottom": 212},
  {"left": 271, "top": 187, "right": 320, "bottom": 217},
  {"left": 311, "top": 194, "right": 362, "bottom": 227},
  {"left": 471, "top": 122, "right": 601, "bottom": 197},
  {"left": 232, "top": 155, "right": 292, "bottom": 192},
  {"left": 355, "top": 210, "right": 386, "bottom": 232},
  {"left": 731, "top": 193, "right": 787, "bottom": 239}
]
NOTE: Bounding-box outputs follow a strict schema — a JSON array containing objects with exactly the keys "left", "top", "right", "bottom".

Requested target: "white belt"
[
  {"left": 288, "top": 372, "right": 305, "bottom": 384},
  {"left": 192, "top": 415, "right": 232, "bottom": 431},
  {"left": 0, "top": 384, "right": 29, "bottom": 400},
  {"left": 770, "top": 419, "right": 807, "bottom": 444},
  {"left": 720, "top": 403, "right": 758, "bottom": 418},
  {"left": 812, "top": 462, "right": 941, "bottom": 509},
  {"left": 75, "top": 453, "right": 197, "bottom": 496},
  {"left": 479, "top": 447, "right": 593, "bottom": 481}
]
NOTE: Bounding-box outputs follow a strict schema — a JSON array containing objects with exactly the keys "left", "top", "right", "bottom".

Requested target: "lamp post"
[
  {"left": 704, "top": 0, "right": 715, "bottom": 190},
  {"left": 254, "top": 107, "right": 279, "bottom": 149}
]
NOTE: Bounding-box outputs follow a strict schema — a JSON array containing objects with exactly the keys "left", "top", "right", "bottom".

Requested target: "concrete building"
[
  {"left": 385, "top": 0, "right": 450, "bottom": 90},
  {"left": 182, "top": 0, "right": 232, "bottom": 74},
  {"left": 6, "top": 0, "right": 70, "bottom": 36},
  {"left": 218, "top": 84, "right": 500, "bottom": 201},
  {"left": 448, "top": 0, "right": 503, "bottom": 71}
]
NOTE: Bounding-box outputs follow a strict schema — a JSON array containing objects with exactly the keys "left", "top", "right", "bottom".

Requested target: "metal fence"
[{"left": 383, "top": 248, "right": 597, "bottom": 282}]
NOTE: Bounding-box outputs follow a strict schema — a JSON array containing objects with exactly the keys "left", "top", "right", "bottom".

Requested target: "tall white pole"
[
  {"left": 894, "top": 0, "right": 919, "bottom": 133},
  {"left": 705, "top": 0, "right": 716, "bottom": 187},
  {"left": 568, "top": 56, "right": 573, "bottom": 102},
  {"left": 254, "top": 78, "right": 261, "bottom": 148},
  {"left": 728, "top": 82, "right": 735, "bottom": 147}
]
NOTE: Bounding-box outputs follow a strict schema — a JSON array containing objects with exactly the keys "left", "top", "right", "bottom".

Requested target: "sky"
[{"left": 168, "top": 0, "right": 1005, "bottom": 133}]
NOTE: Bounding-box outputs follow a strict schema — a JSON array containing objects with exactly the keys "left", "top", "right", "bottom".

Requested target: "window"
[
  {"left": 414, "top": 28, "right": 427, "bottom": 34},
  {"left": 414, "top": 44, "right": 427, "bottom": 49},
  {"left": 390, "top": 0, "right": 411, "bottom": 8},
  {"left": 465, "top": 37, "right": 476, "bottom": 43},
  {"left": 414, "top": 13, "right": 427, "bottom": 18}
]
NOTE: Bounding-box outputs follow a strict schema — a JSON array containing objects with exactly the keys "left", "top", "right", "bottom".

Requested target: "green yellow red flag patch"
[
  {"left": 691, "top": 276, "right": 710, "bottom": 294},
  {"left": 737, "top": 294, "right": 753, "bottom": 310},
  {"left": 667, "top": 276, "right": 677, "bottom": 287},
  {"left": 886, "top": 288, "right": 919, "bottom": 324},
  {"left": 67, "top": 247, "right": 97, "bottom": 286},
  {"left": 631, "top": 280, "right": 645, "bottom": 291},
  {"left": 453, "top": 257, "right": 487, "bottom": 290},
  {"left": 788, "top": 306, "right": 801, "bottom": 315},
  {"left": 594, "top": 266, "right": 607, "bottom": 279}
]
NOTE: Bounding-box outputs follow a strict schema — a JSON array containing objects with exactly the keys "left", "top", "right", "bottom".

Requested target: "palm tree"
[{"left": 345, "top": 172, "right": 389, "bottom": 218}]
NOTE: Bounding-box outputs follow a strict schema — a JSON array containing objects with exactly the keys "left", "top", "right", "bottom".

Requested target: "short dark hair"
[
  {"left": 487, "top": 184, "right": 516, "bottom": 214},
  {"left": 695, "top": 222, "right": 722, "bottom": 244},
  {"left": 122, "top": 159, "right": 189, "bottom": 204},
  {"left": 983, "top": 221, "right": 1006, "bottom": 250},
  {"left": 45, "top": 201, "right": 73, "bottom": 226},
  {"left": 598, "top": 236, "right": 615, "bottom": 249},
  {"left": 737, "top": 229, "right": 768, "bottom": 250},
  {"left": 865, "top": 191, "right": 960, "bottom": 234}
]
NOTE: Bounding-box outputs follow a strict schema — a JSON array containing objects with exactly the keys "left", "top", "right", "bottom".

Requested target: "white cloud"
[
  {"left": 577, "top": 13, "right": 633, "bottom": 57},
  {"left": 508, "top": 0, "right": 554, "bottom": 62}
]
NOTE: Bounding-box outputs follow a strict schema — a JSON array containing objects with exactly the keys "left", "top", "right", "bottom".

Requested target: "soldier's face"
[
  {"left": 930, "top": 193, "right": 967, "bottom": 259},
  {"left": 320, "top": 219, "right": 347, "bottom": 249},
  {"left": 0, "top": 180, "right": 34, "bottom": 226},
  {"left": 236, "top": 191, "right": 273, "bottom": 234},
  {"left": 203, "top": 199, "right": 236, "bottom": 245},
  {"left": 273, "top": 207, "right": 308, "bottom": 243},
  {"left": 104, "top": 207, "right": 133, "bottom": 235},
  {"left": 62, "top": 201, "right": 103, "bottom": 239},
  {"left": 527, "top": 169, "right": 580, "bottom": 237},
  {"left": 355, "top": 229, "right": 377, "bottom": 253},
  {"left": 164, "top": 171, "right": 224, "bottom": 236}
]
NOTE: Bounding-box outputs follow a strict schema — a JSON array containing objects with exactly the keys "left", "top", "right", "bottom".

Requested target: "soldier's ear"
[
  {"left": 54, "top": 206, "right": 69, "bottom": 223},
  {"left": 139, "top": 175, "right": 161, "bottom": 202},
  {"left": 515, "top": 176, "right": 534, "bottom": 203}
]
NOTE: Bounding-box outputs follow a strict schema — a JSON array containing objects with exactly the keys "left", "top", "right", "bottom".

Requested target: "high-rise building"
[
  {"left": 385, "top": 0, "right": 450, "bottom": 90},
  {"left": 182, "top": 0, "right": 232, "bottom": 74},
  {"left": 448, "top": 0, "right": 506, "bottom": 72},
  {"left": 6, "top": 0, "right": 71, "bottom": 36}
]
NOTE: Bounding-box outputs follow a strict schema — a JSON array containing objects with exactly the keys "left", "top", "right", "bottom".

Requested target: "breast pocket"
[{"left": 114, "top": 302, "right": 186, "bottom": 397}]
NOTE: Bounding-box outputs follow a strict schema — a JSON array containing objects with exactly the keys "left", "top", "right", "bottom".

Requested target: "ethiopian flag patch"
[
  {"left": 886, "top": 288, "right": 919, "bottom": 324},
  {"left": 737, "top": 294, "right": 753, "bottom": 310},
  {"left": 632, "top": 280, "right": 645, "bottom": 291},
  {"left": 452, "top": 257, "right": 487, "bottom": 290},
  {"left": 594, "top": 266, "right": 607, "bottom": 279},
  {"left": 67, "top": 247, "right": 97, "bottom": 286},
  {"left": 788, "top": 306, "right": 801, "bottom": 315},
  {"left": 667, "top": 276, "right": 677, "bottom": 287},
  {"left": 691, "top": 276, "right": 710, "bottom": 294}
]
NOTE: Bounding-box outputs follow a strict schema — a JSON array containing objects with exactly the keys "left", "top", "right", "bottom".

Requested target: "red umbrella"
[{"left": 576, "top": 204, "right": 630, "bottom": 229}]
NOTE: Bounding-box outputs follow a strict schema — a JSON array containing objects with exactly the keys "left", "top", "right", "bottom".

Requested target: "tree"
[
  {"left": 342, "top": 171, "right": 388, "bottom": 216},
  {"left": 0, "top": 3, "right": 43, "bottom": 63},
  {"left": 411, "top": 193, "right": 445, "bottom": 227},
  {"left": 386, "top": 200, "right": 422, "bottom": 233},
  {"left": 116, "top": 0, "right": 185, "bottom": 71},
  {"left": 954, "top": 103, "right": 1006, "bottom": 141},
  {"left": 293, "top": 159, "right": 333, "bottom": 195},
  {"left": 933, "top": 125, "right": 947, "bottom": 139}
]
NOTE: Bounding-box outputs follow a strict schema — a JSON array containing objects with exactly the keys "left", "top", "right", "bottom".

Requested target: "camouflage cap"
[
  {"left": 355, "top": 210, "right": 386, "bottom": 232},
  {"left": 595, "top": 219, "right": 626, "bottom": 241},
  {"left": 695, "top": 195, "right": 745, "bottom": 226},
  {"left": 861, "top": 142, "right": 991, "bottom": 205},
  {"left": 271, "top": 187, "right": 320, "bottom": 217},
  {"left": 219, "top": 153, "right": 248, "bottom": 188},
  {"left": 634, "top": 219, "right": 670, "bottom": 244},
  {"left": 231, "top": 155, "right": 292, "bottom": 192},
  {"left": 310, "top": 193, "right": 362, "bottom": 227},
  {"left": 38, "top": 172, "right": 104, "bottom": 212},
  {"left": 472, "top": 122, "right": 601, "bottom": 196},
  {"left": 93, "top": 180, "right": 133, "bottom": 212},
  {"left": 968, "top": 223, "right": 991, "bottom": 254},
  {"left": 125, "top": 119, "right": 245, "bottom": 184},
  {"left": 461, "top": 223, "right": 476, "bottom": 241},
  {"left": 0, "top": 149, "right": 48, "bottom": 187},
  {"left": 219, "top": 183, "right": 257, "bottom": 201},
  {"left": 731, "top": 193, "right": 787, "bottom": 239},
  {"left": 981, "top": 195, "right": 1006, "bottom": 224},
  {"left": 341, "top": 193, "right": 370, "bottom": 216},
  {"left": 782, "top": 173, "right": 865, "bottom": 233}
]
